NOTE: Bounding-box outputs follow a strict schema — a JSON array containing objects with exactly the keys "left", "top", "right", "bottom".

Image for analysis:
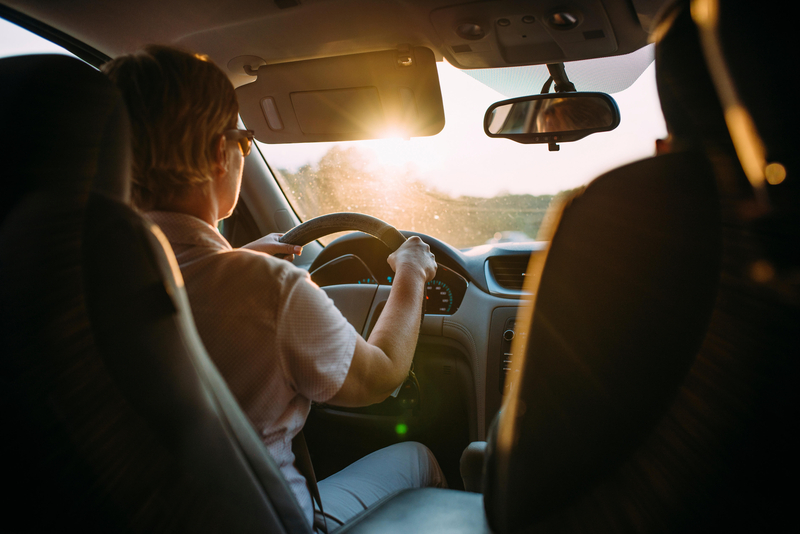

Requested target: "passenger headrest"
[
  {"left": 0, "top": 54, "right": 131, "bottom": 220},
  {"left": 654, "top": 2, "right": 730, "bottom": 149}
]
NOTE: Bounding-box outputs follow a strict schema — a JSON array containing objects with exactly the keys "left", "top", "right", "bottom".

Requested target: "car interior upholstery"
[
  {"left": 484, "top": 149, "right": 722, "bottom": 533},
  {"left": 1, "top": 0, "right": 798, "bottom": 532},
  {"left": 1, "top": 54, "right": 311, "bottom": 533}
]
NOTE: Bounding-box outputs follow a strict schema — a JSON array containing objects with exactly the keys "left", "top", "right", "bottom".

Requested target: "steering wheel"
[
  {"left": 279, "top": 212, "right": 426, "bottom": 334},
  {"left": 279, "top": 212, "right": 407, "bottom": 251}
]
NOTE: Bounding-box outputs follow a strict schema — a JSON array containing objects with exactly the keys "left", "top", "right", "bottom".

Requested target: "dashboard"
[
  {"left": 304, "top": 230, "right": 546, "bottom": 440},
  {"left": 306, "top": 230, "right": 544, "bottom": 296}
]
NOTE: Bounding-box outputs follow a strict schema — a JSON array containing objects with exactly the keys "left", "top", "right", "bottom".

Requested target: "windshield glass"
[
  {"left": 0, "top": 18, "right": 75, "bottom": 58},
  {"left": 257, "top": 49, "right": 666, "bottom": 249}
]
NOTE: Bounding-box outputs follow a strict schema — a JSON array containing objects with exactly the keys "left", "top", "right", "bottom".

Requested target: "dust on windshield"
[
  {"left": 270, "top": 145, "right": 558, "bottom": 249},
  {"left": 257, "top": 56, "right": 665, "bottom": 249}
]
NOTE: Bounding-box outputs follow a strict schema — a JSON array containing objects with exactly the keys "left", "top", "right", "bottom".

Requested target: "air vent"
[{"left": 488, "top": 255, "right": 531, "bottom": 290}]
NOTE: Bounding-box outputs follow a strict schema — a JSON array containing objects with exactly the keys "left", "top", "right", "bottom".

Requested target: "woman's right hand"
[{"left": 387, "top": 236, "right": 437, "bottom": 282}]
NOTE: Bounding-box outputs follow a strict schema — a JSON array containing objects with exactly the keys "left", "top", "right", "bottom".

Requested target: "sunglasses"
[{"left": 223, "top": 129, "right": 255, "bottom": 157}]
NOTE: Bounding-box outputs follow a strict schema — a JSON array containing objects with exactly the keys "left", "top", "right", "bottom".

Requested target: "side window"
[{"left": 0, "top": 17, "right": 75, "bottom": 59}]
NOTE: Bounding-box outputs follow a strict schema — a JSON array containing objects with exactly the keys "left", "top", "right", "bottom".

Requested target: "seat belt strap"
[{"left": 292, "top": 431, "right": 328, "bottom": 534}]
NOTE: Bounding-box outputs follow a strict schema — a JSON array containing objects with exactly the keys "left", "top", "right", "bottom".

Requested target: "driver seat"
[{"left": 0, "top": 54, "right": 310, "bottom": 533}]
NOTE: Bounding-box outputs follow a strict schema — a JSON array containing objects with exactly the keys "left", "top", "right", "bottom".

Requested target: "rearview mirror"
[{"left": 484, "top": 92, "right": 620, "bottom": 146}]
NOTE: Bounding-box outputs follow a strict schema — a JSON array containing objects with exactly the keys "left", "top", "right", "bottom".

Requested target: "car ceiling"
[{"left": 3, "top": 0, "right": 668, "bottom": 88}]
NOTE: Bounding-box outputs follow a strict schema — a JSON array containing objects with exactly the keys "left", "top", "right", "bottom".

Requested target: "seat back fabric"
[
  {"left": 0, "top": 54, "right": 310, "bottom": 533},
  {"left": 484, "top": 151, "right": 722, "bottom": 533},
  {"left": 484, "top": 2, "right": 800, "bottom": 531}
]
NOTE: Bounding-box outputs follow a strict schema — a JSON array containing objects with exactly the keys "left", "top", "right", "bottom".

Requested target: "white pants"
[{"left": 317, "top": 442, "right": 447, "bottom": 531}]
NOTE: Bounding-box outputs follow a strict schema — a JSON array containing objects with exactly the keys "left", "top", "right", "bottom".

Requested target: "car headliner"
[{"left": 1, "top": 0, "right": 663, "bottom": 89}]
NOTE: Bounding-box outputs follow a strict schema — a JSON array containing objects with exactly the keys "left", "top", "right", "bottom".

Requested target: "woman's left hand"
[{"left": 241, "top": 233, "right": 302, "bottom": 261}]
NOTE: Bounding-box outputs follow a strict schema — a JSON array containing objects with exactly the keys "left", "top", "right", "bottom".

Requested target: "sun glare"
[
  {"left": 258, "top": 56, "right": 666, "bottom": 240},
  {"left": 367, "top": 137, "right": 413, "bottom": 169},
  {"left": 378, "top": 127, "right": 410, "bottom": 140}
]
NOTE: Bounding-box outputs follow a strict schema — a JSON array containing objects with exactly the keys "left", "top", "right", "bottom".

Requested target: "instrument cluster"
[{"left": 309, "top": 253, "right": 468, "bottom": 316}]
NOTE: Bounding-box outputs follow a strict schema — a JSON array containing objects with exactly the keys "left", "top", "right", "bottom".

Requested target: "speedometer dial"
[{"left": 426, "top": 279, "right": 454, "bottom": 314}]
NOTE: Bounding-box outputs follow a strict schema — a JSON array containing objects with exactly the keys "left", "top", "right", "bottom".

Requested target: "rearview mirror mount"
[{"left": 484, "top": 92, "right": 620, "bottom": 151}]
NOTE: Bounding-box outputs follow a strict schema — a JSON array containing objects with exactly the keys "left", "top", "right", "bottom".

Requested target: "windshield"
[
  {"left": 257, "top": 49, "right": 666, "bottom": 249},
  {"left": 0, "top": 18, "right": 75, "bottom": 58}
]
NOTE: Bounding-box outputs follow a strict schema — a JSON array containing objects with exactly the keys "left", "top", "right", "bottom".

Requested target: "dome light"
[
  {"left": 549, "top": 11, "right": 579, "bottom": 29},
  {"left": 456, "top": 22, "right": 486, "bottom": 40}
]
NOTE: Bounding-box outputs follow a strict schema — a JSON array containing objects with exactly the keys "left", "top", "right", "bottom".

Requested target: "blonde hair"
[{"left": 102, "top": 45, "right": 238, "bottom": 210}]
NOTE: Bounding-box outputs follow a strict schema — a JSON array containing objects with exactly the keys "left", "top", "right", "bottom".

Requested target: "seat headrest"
[
  {"left": 0, "top": 54, "right": 131, "bottom": 220},
  {"left": 654, "top": 3, "right": 730, "bottom": 149}
]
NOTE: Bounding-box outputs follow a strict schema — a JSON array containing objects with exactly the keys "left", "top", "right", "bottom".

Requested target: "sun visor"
[{"left": 236, "top": 47, "right": 445, "bottom": 143}]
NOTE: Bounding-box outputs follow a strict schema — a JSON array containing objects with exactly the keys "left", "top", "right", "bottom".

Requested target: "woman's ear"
[{"left": 212, "top": 134, "right": 228, "bottom": 178}]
